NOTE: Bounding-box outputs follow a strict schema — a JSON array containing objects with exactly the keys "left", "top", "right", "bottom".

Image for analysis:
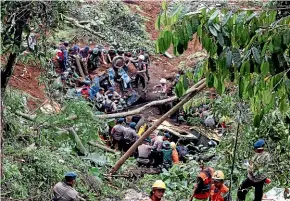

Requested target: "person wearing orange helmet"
[{"left": 210, "top": 171, "right": 231, "bottom": 201}]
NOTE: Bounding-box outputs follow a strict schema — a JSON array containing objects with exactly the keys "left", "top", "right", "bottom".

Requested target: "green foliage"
[
  {"left": 156, "top": 2, "right": 290, "bottom": 126},
  {"left": 66, "top": 0, "right": 153, "bottom": 51},
  {"left": 35, "top": 100, "right": 107, "bottom": 147},
  {"left": 2, "top": 146, "right": 92, "bottom": 200}
]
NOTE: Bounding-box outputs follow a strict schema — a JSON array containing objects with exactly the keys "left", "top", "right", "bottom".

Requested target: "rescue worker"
[
  {"left": 154, "top": 79, "right": 170, "bottom": 114},
  {"left": 79, "top": 46, "right": 90, "bottom": 75},
  {"left": 123, "top": 122, "right": 139, "bottom": 152},
  {"left": 52, "top": 172, "right": 79, "bottom": 201},
  {"left": 88, "top": 47, "right": 101, "bottom": 70},
  {"left": 170, "top": 142, "right": 179, "bottom": 164},
  {"left": 237, "top": 139, "right": 271, "bottom": 201},
  {"left": 163, "top": 133, "right": 171, "bottom": 142},
  {"left": 57, "top": 45, "right": 66, "bottom": 72},
  {"left": 135, "top": 55, "right": 147, "bottom": 92},
  {"left": 111, "top": 118, "right": 126, "bottom": 150},
  {"left": 107, "top": 46, "right": 117, "bottom": 63},
  {"left": 141, "top": 180, "right": 166, "bottom": 201},
  {"left": 161, "top": 141, "right": 173, "bottom": 169},
  {"left": 176, "top": 140, "right": 188, "bottom": 163},
  {"left": 210, "top": 171, "right": 231, "bottom": 201},
  {"left": 137, "top": 138, "right": 153, "bottom": 167},
  {"left": 96, "top": 88, "right": 106, "bottom": 111},
  {"left": 103, "top": 93, "right": 117, "bottom": 113},
  {"left": 105, "top": 87, "right": 121, "bottom": 100},
  {"left": 95, "top": 44, "right": 107, "bottom": 65},
  {"left": 139, "top": 47, "right": 151, "bottom": 83},
  {"left": 189, "top": 161, "right": 214, "bottom": 201}
]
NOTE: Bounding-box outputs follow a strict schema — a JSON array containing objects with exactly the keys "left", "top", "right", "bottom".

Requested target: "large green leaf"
[
  {"left": 217, "top": 33, "right": 224, "bottom": 46},
  {"left": 155, "top": 15, "right": 161, "bottom": 30},
  {"left": 206, "top": 72, "right": 214, "bottom": 87},
  {"left": 197, "top": 25, "right": 203, "bottom": 37},
  {"left": 209, "top": 25, "right": 218, "bottom": 37},
  {"left": 163, "top": 30, "right": 172, "bottom": 50},
  {"left": 252, "top": 47, "right": 261, "bottom": 64},
  {"left": 208, "top": 10, "right": 219, "bottom": 24},
  {"left": 84, "top": 153, "right": 107, "bottom": 167},
  {"left": 222, "top": 11, "right": 232, "bottom": 26},
  {"left": 226, "top": 50, "right": 232, "bottom": 67},
  {"left": 260, "top": 61, "right": 270, "bottom": 76},
  {"left": 174, "top": 77, "right": 186, "bottom": 97},
  {"left": 232, "top": 48, "right": 241, "bottom": 67},
  {"left": 240, "top": 60, "right": 250, "bottom": 75},
  {"left": 283, "top": 29, "right": 290, "bottom": 46},
  {"left": 279, "top": 94, "right": 288, "bottom": 114}
]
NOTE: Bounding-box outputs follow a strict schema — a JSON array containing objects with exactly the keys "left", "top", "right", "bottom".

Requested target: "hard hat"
[
  {"left": 65, "top": 172, "right": 77, "bottom": 179},
  {"left": 170, "top": 142, "right": 176, "bottom": 149},
  {"left": 212, "top": 170, "right": 225, "bottom": 180},
  {"left": 108, "top": 87, "right": 114, "bottom": 91},
  {"left": 129, "top": 122, "right": 136, "bottom": 129},
  {"left": 152, "top": 180, "right": 166, "bottom": 189},
  {"left": 84, "top": 46, "right": 90, "bottom": 51},
  {"left": 138, "top": 55, "right": 145, "bottom": 61},
  {"left": 73, "top": 45, "right": 79, "bottom": 51},
  {"left": 160, "top": 78, "right": 167, "bottom": 84},
  {"left": 254, "top": 139, "right": 265, "bottom": 149}
]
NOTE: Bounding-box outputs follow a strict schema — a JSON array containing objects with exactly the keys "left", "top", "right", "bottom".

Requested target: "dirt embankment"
[{"left": 126, "top": 0, "right": 202, "bottom": 80}]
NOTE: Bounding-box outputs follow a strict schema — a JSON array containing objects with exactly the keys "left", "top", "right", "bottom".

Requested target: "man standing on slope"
[{"left": 237, "top": 139, "right": 271, "bottom": 201}]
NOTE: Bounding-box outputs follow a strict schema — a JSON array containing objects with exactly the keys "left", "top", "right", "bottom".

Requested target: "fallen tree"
[
  {"left": 109, "top": 78, "right": 206, "bottom": 174},
  {"left": 96, "top": 79, "right": 206, "bottom": 119}
]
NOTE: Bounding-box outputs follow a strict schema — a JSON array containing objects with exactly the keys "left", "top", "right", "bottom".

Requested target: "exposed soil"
[{"left": 6, "top": 59, "right": 46, "bottom": 110}]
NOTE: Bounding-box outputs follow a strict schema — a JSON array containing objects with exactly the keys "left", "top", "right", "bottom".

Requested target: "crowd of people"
[
  {"left": 53, "top": 41, "right": 153, "bottom": 113},
  {"left": 110, "top": 117, "right": 189, "bottom": 170},
  {"left": 52, "top": 139, "right": 275, "bottom": 201}
]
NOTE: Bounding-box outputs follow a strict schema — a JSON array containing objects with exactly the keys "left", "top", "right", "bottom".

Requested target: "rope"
[{"left": 229, "top": 109, "right": 241, "bottom": 193}]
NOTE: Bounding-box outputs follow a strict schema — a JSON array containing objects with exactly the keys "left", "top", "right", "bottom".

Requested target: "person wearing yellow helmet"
[
  {"left": 210, "top": 171, "right": 231, "bottom": 201},
  {"left": 141, "top": 180, "right": 166, "bottom": 201}
]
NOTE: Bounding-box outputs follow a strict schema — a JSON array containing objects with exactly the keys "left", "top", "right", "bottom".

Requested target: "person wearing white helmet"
[{"left": 135, "top": 55, "right": 147, "bottom": 92}]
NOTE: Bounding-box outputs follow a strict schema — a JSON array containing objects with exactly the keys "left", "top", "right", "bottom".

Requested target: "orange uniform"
[
  {"left": 172, "top": 149, "right": 179, "bottom": 164},
  {"left": 210, "top": 184, "right": 229, "bottom": 201},
  {"left": 193, "top": 167, "right": 214, "bottom": 200}
]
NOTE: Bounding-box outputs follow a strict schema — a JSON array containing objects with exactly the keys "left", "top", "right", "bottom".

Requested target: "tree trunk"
[
  {"left": 109, "top": 79, "right": 206, "bottom": 174},
  {"left": 88, "top": 141, "right": 118, "bottom": 153}
]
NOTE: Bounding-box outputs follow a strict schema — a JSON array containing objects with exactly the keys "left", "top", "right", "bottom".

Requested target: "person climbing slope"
[
  {"left": 141, "top": 180, "right": 166, "bottom": 201},
  {"left": 237, "top": 139, "right": 271, "bottom": 201},
  {"left": 210, "top": 171, "right": 231, "bottom": 201}
]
